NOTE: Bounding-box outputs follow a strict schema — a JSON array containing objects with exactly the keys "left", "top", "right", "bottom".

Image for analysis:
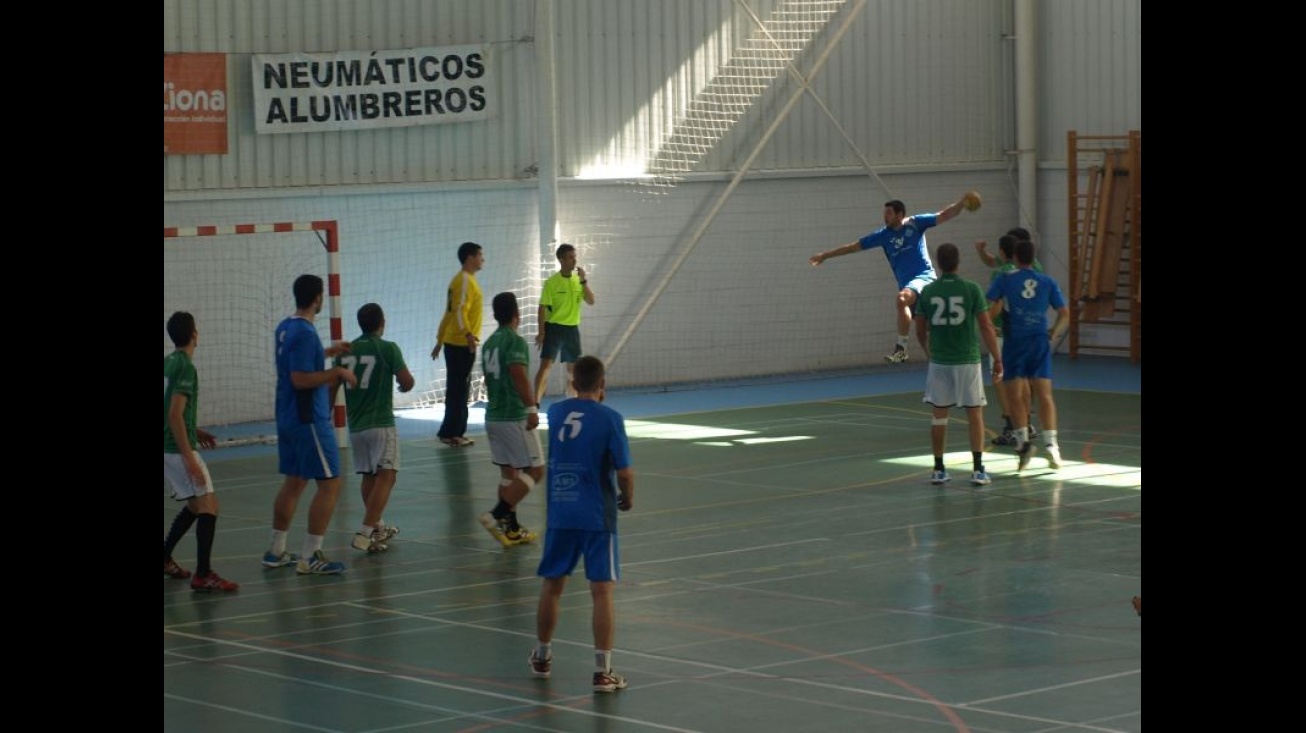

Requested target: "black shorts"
[{"left": 540, "top": 323, "right": 582, "bottom": 362}]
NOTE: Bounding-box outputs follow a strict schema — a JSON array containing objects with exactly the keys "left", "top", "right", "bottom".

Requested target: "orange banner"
[{"left": 164, "top": 53, "right": 228, "bottom": 155}]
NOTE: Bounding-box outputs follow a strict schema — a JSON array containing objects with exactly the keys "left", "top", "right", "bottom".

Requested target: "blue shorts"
[
  {"left": 903, "top": 273, "right": 936, "bottom": 295},
  {"left": 1001, "top": 332, "right": 1053, "bottom": 380},
  {"left": 537, "top": 528, "right": 620, "bottom": 582},
  {"left": 540, "top": 323, "right": 582, "bottom": 363},
  {"left": 277, "top": 421, "right": 341, "bottom": 480}
]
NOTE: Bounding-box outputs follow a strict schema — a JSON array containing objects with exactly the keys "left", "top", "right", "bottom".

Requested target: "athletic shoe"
[
  {"left": 351, "top": 531, "right": 388, "bottom": 553},
  {"left": 930, "top": 470, "right": 951, "bottom": 485},
  {"left": 593, "top": 669, "right": 629, "bottom": 693},
  {"left": 529, "top": 650, "right": 552, "bottom": 679},
  {"left": 1016, "top": 442, "right": 1039, "bottom": 471},
  {"left": 884, "top": 346, "right": 909, "bottom": 364},
  {"left": 991, "top": 430, "right": 1018, "bottom": 447},
  {"left": 502, "top": 524, "right": 538, "bottom": 546},
  {"left": 440, "top": 436, "right": 475, "bottom": 447},
  {"left": 377, "top": 523, "right": 400, "bottom": 541},
  {"left": 296, "top": 550, "right": 346, "bottom": 575},
  {"left": 1045, "top": 444, "right": 1063, "bottom": 470},
  {"left": 190, "top": 571, "right": 239, "bottom": 592},
  {"left": 164, "top": 558, "right": 192, "bottom": 579},
  {"left": 262, "top": 551, "right": 300, "bottom": 569},
  {"left": 970, "top": 470, "right": 992, "bottom": 486},
  {"left": 479, "top": 512, "right": 509, "bottom": 546}
]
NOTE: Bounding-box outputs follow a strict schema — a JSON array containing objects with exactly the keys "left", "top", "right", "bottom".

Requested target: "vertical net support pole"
[{"left": 317, "top": 220, "right": 348, "bottom": 448}]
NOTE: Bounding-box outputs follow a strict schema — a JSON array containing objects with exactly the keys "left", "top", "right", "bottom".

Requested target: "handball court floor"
[{"left": 164, "top": 356, "right": 1142, "bottom": 733}]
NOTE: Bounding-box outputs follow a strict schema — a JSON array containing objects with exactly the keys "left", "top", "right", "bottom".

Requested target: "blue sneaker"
[
  {"left": 971, "top": 470, "right": 992, "bottom": 486},
  {"left": 262, "top": 551, "right": 300, "bottom": 569},
  {"left": 296, "top": 550, "right": 346, "bottom": 575},
  {"left": 930, "top": 470, "right": 951, "bottom": 485}
]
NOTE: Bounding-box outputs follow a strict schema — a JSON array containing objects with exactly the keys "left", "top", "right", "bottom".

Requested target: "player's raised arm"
[{"left": 937, "top": 191, "right": 980, "bottom": 225}]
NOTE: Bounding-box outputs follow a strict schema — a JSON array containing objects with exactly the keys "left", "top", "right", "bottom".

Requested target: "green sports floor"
[{"left": 164, "top": 356, "right": 1141, "bottom": 733}]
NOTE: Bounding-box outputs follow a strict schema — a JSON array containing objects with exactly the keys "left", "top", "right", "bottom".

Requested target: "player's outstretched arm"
[{"left": 810, "top": 241, "right": 860, "bottom": 266}]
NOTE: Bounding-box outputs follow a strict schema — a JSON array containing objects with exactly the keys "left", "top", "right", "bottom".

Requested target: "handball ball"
[{"left": 964, "top": 191, "right": 982, "bottom": 212}]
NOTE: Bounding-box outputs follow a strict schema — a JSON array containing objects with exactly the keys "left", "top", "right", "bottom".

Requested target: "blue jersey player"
[
  {"left": 811, "top": 191, "right": 981, "bottom": 363},
  {"left": 530, "top": 355, "right": 635, "bottom": 693}
]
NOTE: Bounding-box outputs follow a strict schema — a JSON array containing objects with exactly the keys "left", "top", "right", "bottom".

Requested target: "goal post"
[{"left": 163, "top": 220, "right": 347, "bottom": 448}]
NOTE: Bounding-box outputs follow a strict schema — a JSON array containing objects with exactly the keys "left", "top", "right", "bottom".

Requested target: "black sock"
[
  {"left": 973, "top": 452, "right": 984, "bottom": 472},
  {"left": 1002, "top": 415, "right": 1013, "bottom": 430},
  {"left": 491, "top": 499, "right": 512, "bottom": 520},
  {"left": 195, "top": 513, "right": 217, "bottom": 576},
  {"left": 163, "top": 507, "right": 197, "bottom": 561},
  {"left": 933, "top": 457, "right": 945, "bottom": 471}
]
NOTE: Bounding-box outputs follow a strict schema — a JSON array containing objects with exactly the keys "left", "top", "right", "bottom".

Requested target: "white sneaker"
[
  {"left": 1046, "top": 444, "right": 1063, "bottom": 470},
  {"left": 884, "top": 346, "right": 909, "bottom": 364},
  {"left": 930, "top": 470, "right": 951, "bottom": 485},
  {"left": 351, "top": 531, "right": 387, "bottom": 553}
]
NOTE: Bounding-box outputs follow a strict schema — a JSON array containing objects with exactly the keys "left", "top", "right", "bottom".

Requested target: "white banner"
[{"left": 252, "top": 45, "right": 492, "bottom": 134}]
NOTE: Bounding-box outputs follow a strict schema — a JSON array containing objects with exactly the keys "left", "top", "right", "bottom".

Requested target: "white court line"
[{"left": 165, "top": 628, "right": 705, "bottom": 733}]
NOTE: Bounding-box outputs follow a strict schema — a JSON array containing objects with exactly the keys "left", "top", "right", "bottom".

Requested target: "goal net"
[{"left": 162, "top": 222, "right": 344, "bottom": 442}]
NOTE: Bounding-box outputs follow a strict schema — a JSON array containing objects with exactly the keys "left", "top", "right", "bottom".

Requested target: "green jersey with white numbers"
[
  {"left": 481, "top": 326, "right": 530, "bottom": 421},
  {"left": 919, "top": 273, "right": 990, "bottom": 365},
  {"left": 340, "top": 334, "right": 408, "bottom": 432}
]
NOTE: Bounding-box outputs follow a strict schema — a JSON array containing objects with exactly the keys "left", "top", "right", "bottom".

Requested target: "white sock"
[
  {"left": 358, "top": 523, "right": 376, "bottom": 536},
  {"left": 595, "top": 649, "right": 611, "bottom": 673},
  {"left": 536, "top": 642, "right": 552, "bottom": 660},
  {"left": 269, "top": 529, "right": 288, "bottom": 555},
  {"left": 1042, "top": 429, "right": 1058, "bottom": 447},
  {"left": 895, "top": 335, "right": 909, "bottom": 348},
  {"left": 302, "top": 533, "right": 325, "bottom": 558}
]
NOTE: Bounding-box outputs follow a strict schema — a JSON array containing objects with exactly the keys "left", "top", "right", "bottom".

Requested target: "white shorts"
[
  {"left": 922, "top": 362, "right": 988, "bottom": 409},
  {"left": 163, "top": 453, "right": 215, "bottom": 501},
  {"left": 486, "top": 420, "right": 544, "bottom": 470},
  {"left": 350, "top": 426, "right": 400, "bottom": 474}
]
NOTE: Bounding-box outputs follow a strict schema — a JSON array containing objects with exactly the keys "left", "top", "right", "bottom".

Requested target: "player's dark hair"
[
  {"left": 292, "top": 274, "right": 324, "bottom": 309},
  {"left": 167, "top": 311, "right": 195, "bottom": 348},
  {"left": 457, "top": 241, "right": 482, "bottom": 264},
  {"left": 998, "top": 234, "right": 1019, "bottom": 259},
  {"left": 357, "top": 302, "right": 384, "bottom": 334},
  {"left": 1006, "top": 227, "right": 1031, "bottom": 242},
  {"left": 572, "top": 355, "right": 605, "bottom": 393},
  {"left": 884, "top": 200, "right": 906, "bottom": 216},
  {"left": 492, "top": 291, "right": 519, "bottom": 325},
  {"left": 936, "top": 243, "right": 960, "bottom": 273},
  {"left": 1014, "top": 238, "right": 1036, "bottom": 266},
  {"left": 555, "top": 243, "right": 575, "bottom": 259}
]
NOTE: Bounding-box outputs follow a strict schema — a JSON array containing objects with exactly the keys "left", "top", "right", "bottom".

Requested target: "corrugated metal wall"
[
  {"left": 1037, "top": 0, "right": 1142, "bottom": 163},
  {"left": 167, "top": 0, "right": 1101, "bottom": 194},
  {"left": 550, "top": 0, "right": 1011, "bottom": 177},
  {"left": 163, "top": 0, "right": 537, "bottom": 191}
]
